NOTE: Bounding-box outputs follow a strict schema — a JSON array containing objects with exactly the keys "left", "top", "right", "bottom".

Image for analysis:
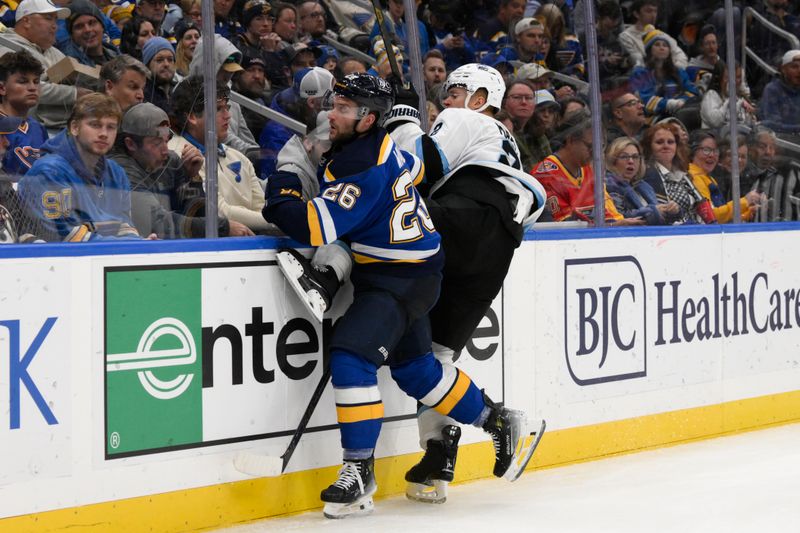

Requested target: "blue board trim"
[{"left": 2, "top": 222, "right": 799, "bottom": 259}]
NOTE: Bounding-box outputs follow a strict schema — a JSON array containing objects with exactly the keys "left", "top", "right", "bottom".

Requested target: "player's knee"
[
  {"left": 330, "top": 350, "right": 379, "bottom": 388},
  {"left": 390, "top": 354, "right": 442, "bottom": 400}
]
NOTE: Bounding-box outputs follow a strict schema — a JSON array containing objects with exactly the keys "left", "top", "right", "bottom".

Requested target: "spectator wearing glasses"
[
  {"left": 605, "top": 136, "right": 671, "bottom": 225},
  {"left": 688, "top": 129, "right": 761, "bottom": 223},
  {"left": 110, "top": 102, "right": 254, "bottom": 238},
  {"left": 502, "top": 80, "right": 540, "bottom": 171},
  {"left": 607, "top": 92, "right": 646, "bottom": 143},
  {"left": 169, "top": 76, "right": 275, "bottom": 233}
]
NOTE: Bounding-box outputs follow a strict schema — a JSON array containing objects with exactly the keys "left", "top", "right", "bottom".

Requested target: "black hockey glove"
[{"left": 383, "top": 77, "right": 421, "bottom": 132}]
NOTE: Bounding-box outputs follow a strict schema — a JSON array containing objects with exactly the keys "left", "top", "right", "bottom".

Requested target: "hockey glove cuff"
[
  {"left": 383, "top": 104, "right": 421, "bottom": 132},
  {"left": 265, "top": 171, "right": 303, "bottom": 209}
]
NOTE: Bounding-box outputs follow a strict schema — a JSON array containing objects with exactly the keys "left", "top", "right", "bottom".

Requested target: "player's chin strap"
[{"left": 382, "top": 104, "right": 420, "bottom": 132}]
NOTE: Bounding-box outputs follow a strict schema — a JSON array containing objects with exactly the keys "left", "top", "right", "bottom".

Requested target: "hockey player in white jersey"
[{"left": 380, "top": 63, "right": 547, "bottom": 503}]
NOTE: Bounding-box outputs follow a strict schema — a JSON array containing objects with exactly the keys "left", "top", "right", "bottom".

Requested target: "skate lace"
[{"left": 333, "top": 462, "right": 364, "bottom": 493}]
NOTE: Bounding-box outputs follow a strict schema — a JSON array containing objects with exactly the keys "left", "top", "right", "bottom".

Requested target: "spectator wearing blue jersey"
[
  {"left": 19, "top": 93, "right": 148, "bottom": 241},
  {"left": 0, "top": 50, "right": 48, "bottom": 177},
  {"left": 370, "top": 0, "right": 430, "bottom": 69},
  {"left": 427, "top": 0, "right": 476, "bottom": 71},
  {"left": 759, "top": 50, "right": 800, "bottom": 142},
  {"left": 59, "top": 0, "right": 119, "bottom": 67},
  {"left": 629, "top": 27, "right": 700, "bottom": 125}
]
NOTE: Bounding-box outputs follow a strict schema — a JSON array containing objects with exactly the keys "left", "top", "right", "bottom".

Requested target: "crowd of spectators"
[{"left": 0, "top": 0, "right": 799, "bottom": 243}]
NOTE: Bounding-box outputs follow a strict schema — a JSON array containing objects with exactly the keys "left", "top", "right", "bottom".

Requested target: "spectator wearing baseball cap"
[
  {"left": 516, "top": 63, "right": 553, "bottom": 91},
  {"left": 233, "top": 54, "right": 270, "bottom": 139},
  {"left": 511, "top": 17, "right": 545, "bottom": 64},
  {"left": 0, "top": 0, "right": 97, "bottom": 131},
  {"left": 110, "top": 102, "right": 255, "bottom": 239},
  {"left": 258, "top": 66, "right": 333, "bottom": 180},
  {"left": 283, "top": 41, "right": 322, "bottom": 77},
  {"left": 533, "top": 89, "right": 560, "bottom": 138},
  {"left": 187, "top": 34, "right": 259, "bottom": 157},
  {"left": 758, "top": 50, "right": 800, "bottom": 140},
  {"left": 141, "top": 36, "right": 176, "bottom": 113},
  {"left": 58, "top": 0, "right": 119, "bottom": 68}
]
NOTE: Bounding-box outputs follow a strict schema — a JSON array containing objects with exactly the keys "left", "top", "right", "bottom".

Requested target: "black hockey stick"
[
  {"left": 370, "top": 0, "right": 405, "bottom": 83},
  {"left": 234, "top": 360, "right": 331, "bottom": 476}
]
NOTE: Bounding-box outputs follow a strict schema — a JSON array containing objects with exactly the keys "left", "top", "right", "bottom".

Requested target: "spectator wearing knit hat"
[
  {"left": 141, "top": 36, "right": 176, "bottom": 113},
  {"left": 232, "top": 0, "right": 290, "bottom": 91},
  {"left": 619, "top": 0, "right": 688, "bottom": 69},
  {"left": 629, "top": 26, "right": 700, "bottom": 125},
  {"left": 759, "top": 50, "right": 800, "bottom": 142},
  {"left": 233, "top": 54, "right": 269, "bottom": 139},
  {"left": 58, "top": 0, "right": 119, "bottom": 67},
  {"left": 173, "top": 20, "right": 200, "bottom": 79}
]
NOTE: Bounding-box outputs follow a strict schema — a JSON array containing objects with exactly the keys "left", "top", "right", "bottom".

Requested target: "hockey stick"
[
  {"left": 370, "top": 0, "right": 405, "bottom": 83},
  {"left": 234, "top": 357, "right": 332, "bottom": 477}
]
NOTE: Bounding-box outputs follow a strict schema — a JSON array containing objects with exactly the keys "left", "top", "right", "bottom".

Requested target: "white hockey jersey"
[{"left": 390, "top": 107, "right": 546, "bottom": 230}]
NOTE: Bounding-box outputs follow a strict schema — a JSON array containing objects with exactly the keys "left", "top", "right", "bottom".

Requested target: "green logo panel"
[{"left": 105, "top": 268, "right": 203, "bottom": 457}]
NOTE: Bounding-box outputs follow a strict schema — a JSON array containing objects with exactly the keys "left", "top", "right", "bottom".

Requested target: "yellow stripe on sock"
[
  {"left": 337, "top": 402, "right": 384, "bottom": 424},
  {"left": 434, "top": 370, "right": 471, "bottom": 416}
]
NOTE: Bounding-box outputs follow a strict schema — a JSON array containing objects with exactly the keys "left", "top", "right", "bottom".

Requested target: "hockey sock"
[
  {"left": 343, "top": 448, "right": 375, "bottom": 461},
  {"left": 391, "top": 353, "right": 484, "bottom": 425},
  {"left": 331, "top": 350, "right": 383, "bottom": 451},
  {"left": 417, "top": 405, "right": 458, "bottom": 446}
]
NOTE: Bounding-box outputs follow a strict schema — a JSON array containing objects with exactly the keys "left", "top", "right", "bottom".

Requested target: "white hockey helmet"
[{"left": 443, "top": 63, "right": 505, "bottom": 113}]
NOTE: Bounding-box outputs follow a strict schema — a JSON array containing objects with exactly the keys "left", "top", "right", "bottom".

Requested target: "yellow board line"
[{"left": 4, "top": 390, "right": 799, "bottom": 532}]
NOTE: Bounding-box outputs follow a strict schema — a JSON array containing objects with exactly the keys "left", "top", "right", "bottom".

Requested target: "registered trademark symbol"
[{"left": 110, "top": 432, "right": 120, "bottom": 449}]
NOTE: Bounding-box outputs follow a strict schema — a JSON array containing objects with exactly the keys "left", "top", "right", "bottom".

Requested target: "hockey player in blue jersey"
[{"left": 263, "top": 73, "right": 538, "bottom": 519}]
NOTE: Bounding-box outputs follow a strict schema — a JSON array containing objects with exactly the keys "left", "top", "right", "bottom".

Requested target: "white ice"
[{"left": 217, "top": 422, "right": 800, "bottom": 533}]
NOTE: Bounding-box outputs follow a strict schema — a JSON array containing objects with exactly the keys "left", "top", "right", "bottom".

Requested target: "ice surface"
[{"left": 217, "top": 423, "right": 800, "bottom": 533}]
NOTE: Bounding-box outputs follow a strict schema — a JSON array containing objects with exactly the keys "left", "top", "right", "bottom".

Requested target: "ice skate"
[
  {"left": 321, "top": 457, "right": 377, "bottom": 519},
  {"left": 482, "top": 401, "right": 546, "bottom": 482},
  {"left": 405, "top": 425, "right": 461, "bottom": 504},
  {"left": 276, "top": 248, "right": 339, "bottom": 322}
]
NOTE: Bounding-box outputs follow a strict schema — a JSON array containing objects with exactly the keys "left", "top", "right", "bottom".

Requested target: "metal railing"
[{"left": 742, "top": 6, "right": 800, "bottom": 79}]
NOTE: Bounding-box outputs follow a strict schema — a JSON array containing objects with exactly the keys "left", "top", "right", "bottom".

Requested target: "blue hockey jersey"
[
  {"left": 18, "top": 131, "right": 140, "bottom": 242},
  {"left": 267, "top": 127, "right": 441, "bottom": 273},
  {"left": 0, "top": 113, "right": 48, "bottom": 178}
]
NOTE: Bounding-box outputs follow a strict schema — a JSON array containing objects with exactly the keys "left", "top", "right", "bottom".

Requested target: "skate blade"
[
  {"left": 503, "top": 418, "right": 546, "bottom": 482},
  {"left": 405, "top": 480, "right": 448, "bottom": 504},
  {"left": 323, "top": 496, "right": 375, "bottom": 519},
  {"left": 276, "top": 251, "right": 325, "bottom": 322}
]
